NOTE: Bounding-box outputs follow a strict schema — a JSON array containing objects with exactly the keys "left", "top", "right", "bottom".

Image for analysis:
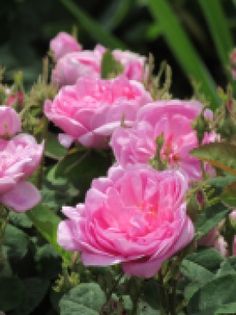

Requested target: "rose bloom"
[
  {"left": 111, "top": 100, "right": 214, "bottom": 181},
  {"left": 0, "top": 134, "right": 43, "bottom": 212},
  {"left": 0, "top": 106, "right": 21, "bottom": 137},
  {"left": 58, "top": 165, "right": 194, "bottom": 278},
  {"left": 50, "top": 32, "right": 82, "bottom": 61},
  {"left": 51, "top": 45, "right": 104, "bottom": 87},
  {"left": 51, "top": 43, "right": 146, "bottom": 87},
  {"left": 44, "top": 76, "right": 151, "bottom": 148},
  {"left": 113, "top": 49, "right": 146, "bottom": 81}
]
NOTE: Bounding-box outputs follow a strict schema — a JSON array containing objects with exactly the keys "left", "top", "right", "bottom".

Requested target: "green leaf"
[
  {"left": 221, "top": 182, "right": 236, "bottom": 207},
  {"left": 147, "top": 0, "right": 220, "bottom": 107},
  {"left": 59, "top": 283, "right": 106, "bottom": 315},
  {"left": 8, "top": 211, "right": 32, "bottom": 229},
  {"left": 12, "top": 278, "right": 49, "bottom": 315},
  {"left": 101, "top": 0, "right": 135, "bottom": 30},
  {"left": 196, "top": 203, "right": 229, "bottom": 240},
  {"left": 142, "top": 279, "right": 160, "bottom": 310},
  {"left": 188, "top": 275, "right": 236, "bottom": 315},
  {"left": 186, "top": 249, "right": 224, "bottom": 271},
  {"left": 198, "top": 0, "right": 233, "bottom": 71},
  {"left": 54, "top": 150, "right": 109, "bottom": 199},
  {"left": 137, "top": 300, "right": 160, "bottom": 315},
  {"left": 180, "top": 260, "right": 214, "bottom": 284},
  {"left": 4, "top": 224, "right": 29, "bottom": 259},
  {"left": 206, "top": 176, "right": 236, "bottom": 188},
  {"left": 27, "top": 204, "right": 71, "bottom": 264},
  {"left": 59, "top": 0, "right": 126, "bottom": 49},
  {"left": 101, "top": 50, "right": 124, "bottom": 79},
  {"left": 215, "top": 302, "right": 236, "bottom": 314},
  {"left": 35, "top": 244, "right": 61, "bottom": 279},
  {"left": 192, "top": 143, "right": 236, "bottom": 176},
  {"left": 45, "top": 132, "right": 67, "bottom": 160},
  {"left": 0, "top": 277, "right": 25, "bottom": 311},
  {"left": 184, "top": 283, "right": 202, "bottom": 302},
  {"left": 216, "top": 261, "right": 236, "bottom": 278}
]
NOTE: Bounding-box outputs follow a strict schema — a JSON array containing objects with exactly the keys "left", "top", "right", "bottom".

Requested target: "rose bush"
[{"left": 1, "top": 29, "right": 236, "bottom": 315}]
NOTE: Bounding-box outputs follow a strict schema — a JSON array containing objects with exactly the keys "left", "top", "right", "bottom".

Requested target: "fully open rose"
[
  {"left": 111, "top": 100, "right": 215, "bottom": 181},
  {"left": 44, "top": 76, "right": 151, "bottom": 148},
  {"left": 58, "top": 165, "right": 194, "bottom": 278}
]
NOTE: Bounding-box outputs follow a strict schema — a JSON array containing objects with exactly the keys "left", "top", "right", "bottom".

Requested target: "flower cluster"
[
  {"left": 0, "top": 106, "right": 43, "bottom": 212},
  {"left": 53, "top": 32, "right": 204, "bottom": 277}
]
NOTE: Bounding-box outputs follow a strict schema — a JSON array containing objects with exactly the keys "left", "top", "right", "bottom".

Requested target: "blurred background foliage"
[{"left": 0, "top": 0, "right": 236, "bottom": 102}]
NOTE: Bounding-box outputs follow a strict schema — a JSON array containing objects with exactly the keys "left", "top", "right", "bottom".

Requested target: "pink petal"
[
  {"left": 58, "top": 133, "right": 74, "bottom": 148},
  {"left": 1, "top": 181, "right": 41, "bottom": 212},
  {"left": 122, "top": 259, "right": 163, "bottom": 278},
  {"left": 57, "top": 220, "right": 80, "bottom": 251},
  {"left": 81, "top": 251, "right": 122, "bottom": 266}
]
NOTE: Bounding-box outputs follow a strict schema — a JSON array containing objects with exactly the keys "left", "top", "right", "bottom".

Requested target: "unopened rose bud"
[
  {"left": 214, "top": 235, "right": 228, "bottom": 257},
  {"left": 233, "top": 236, "right": 236, "bottom": 255},
  {"left": 229, "top": 210, "right": 236, "bottom": 230},
  {"left": 50, "top": 32, "right": 82, "bottom": 61}
]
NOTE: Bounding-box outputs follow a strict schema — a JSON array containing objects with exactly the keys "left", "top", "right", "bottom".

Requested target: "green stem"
[
  {"left": 159, "top": 271, "right": 168, "bottom": 315},
  {"left": 0, "top": 205, "right": 8, "bottom": 271}
]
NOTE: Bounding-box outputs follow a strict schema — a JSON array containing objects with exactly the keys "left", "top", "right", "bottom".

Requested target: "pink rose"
[
  {"left": 44, "top": 76, "right": 151, "bottom": 148},
  {"left": 51, "top": 45, "right": 104, "bottom": 87},
  {"left": 0, "top": 106, "right": 21, "bottom": 137},
  {"left": 113, "top": 49, "right": 146, "bottom": 81},
  {"left": 0, "top": 134, "right": 43, "bottom": 212},
  {"left": 50, "top": 32, "right": 82, "bottom": 61},
  {"left": 111, "top": 100, "right": 214, "bottom": 181},
  {"left": 57, "top": 165, "right": 194, "bottom": 278}
]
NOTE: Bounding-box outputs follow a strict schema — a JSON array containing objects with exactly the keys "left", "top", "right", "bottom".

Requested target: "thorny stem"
[
  {"left": 159, "top": 271, "right": 168, "bottom": 315},
  {"left": 0, "top": 205, "right": 8, "bottom": 271},
  {"left": 100, "top": 272, "right": 124, "bottom": 315}
]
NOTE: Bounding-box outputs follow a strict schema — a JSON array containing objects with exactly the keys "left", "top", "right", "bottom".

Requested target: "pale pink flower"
[
  {"left": 57, "top": 165, "right": 194, "bottom": 278},
  {"left": 111, "top": 100, "right": 214, "bottom": 181},
  {"left": 44, "top": 76, "right": 151, "bottom": 148},
  {"left": 51, "top": 45, "right": 104, "bottom": 87},
  {"left": 113, "top": 49, "right": 146, "bottom": 81},
  {"left": 51, "top": 43, "right": 146, "bottom": 87},
  {"left": 0, "top": 134, "right": 43, "bottom": 212},
  {"left": 0, "top": 106, "right": 21, "bottom": 137},
  {"left": 50, "top": 32, "right": 82, "bottom": 61}
]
